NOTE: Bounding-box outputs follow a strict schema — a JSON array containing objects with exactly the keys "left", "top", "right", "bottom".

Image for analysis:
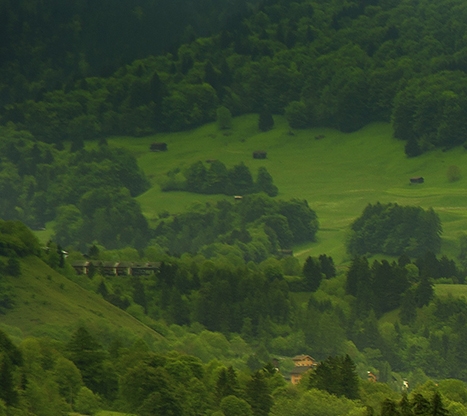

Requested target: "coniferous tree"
[
  {"left": 381, "top": 399, "right": 400, "bottom": 416},
  {"left": 415, "top": 276, "right": 434, "bottom": 307},
  {"left": 399, "top": 289, "right": 417, "bottom": 325},
  {"left": 303, "top": 256, "right": 323, "bottom": 292},
  {"left": 319, "top": 254, "right": 336, "bottom": 278},
  {"left": 216, "top": 366, "right": 240, "bottom": 402},
  {"left": 431, "top": 391, "right": 448, "bottom": 416},
  {"left": 255, "top": 167, "right": 278, "bottom": 197},
  {"left": 411, "top": 393, "right": 432, "bottom": 415},
  {"left": 340, "top": 354, "right": 359, "bottom": 400},
  {"left": 246, "top": 370, "right": 273, "bottom": 416},
  {"left": 346, "top": 256, "right": 370, "bottom": 296},
  {"left": 0, "top": 354, "right": 18, "bottom": 406},
  {"left": 399, "top": 392, "right": 412, "bottom": 416},
  {"left": 66, "top": 327, "right": 110, "bottom": 397}
]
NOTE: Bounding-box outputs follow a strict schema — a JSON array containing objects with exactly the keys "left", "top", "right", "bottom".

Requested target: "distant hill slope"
[
  {"left": 110, "top": 115, "right": 467, "bottom": 264},
  {"left": 0, "top": 256, "right": 163, "bottom": 344}
]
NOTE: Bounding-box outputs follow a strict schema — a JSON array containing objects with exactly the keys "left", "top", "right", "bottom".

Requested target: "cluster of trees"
[
  {"left": 2, "top": 0, "right": 467, "bottom": 153},
  {"left": 0, "top": 323, "right": 459, "bottom": 416},
  {"left": 153, "top": 194, "right": 318, "bottom": 257},
  {"left": 393, "top": 71, "right": 467, "bottom": 155},
  {"left": 297, "top": 254, "right": 336, "bottom": 292},
  {"left": 163, "top": 160, "right": 278, "bottom": 197},
  {"left": 0, "top": 127, "right": 150, "bottom": 249},
  {"left": 346, "top": 256, "right": 426, "bottom": 318},
  {"left": 66, "top": 236, "right": 467, "bottom": 383},
  {"left": 348, "top": 203, "right": 442, "bottom": 257}
]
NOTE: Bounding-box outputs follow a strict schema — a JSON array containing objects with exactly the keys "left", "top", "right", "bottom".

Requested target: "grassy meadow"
[
  {"left": 0, "top": 256, "right": 163, "bottom": 343},
  {"left": 109, "top": 114, "right": 467, "bottom": 266}
]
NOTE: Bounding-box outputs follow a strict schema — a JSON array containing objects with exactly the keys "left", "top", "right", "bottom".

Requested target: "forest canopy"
[
  {"left": 1, "top": 0, "right": 467, "bottom": 154},
  {"left": 347, "top": 203, "right": 442, "bottom": 257}
]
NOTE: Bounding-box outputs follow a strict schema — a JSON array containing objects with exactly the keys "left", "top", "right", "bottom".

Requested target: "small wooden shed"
[
  {"left": 253, "top": 150, "right": 267, "bottom": 159},
  {"left": 410, "top": 176, "right": 424, "bottom": 184},
  {"left": 150, "top": 142, "right": 168, "bottom": 152}
]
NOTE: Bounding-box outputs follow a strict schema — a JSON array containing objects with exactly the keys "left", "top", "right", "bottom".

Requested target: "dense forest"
[
  {"left": 3, "top": 0, "right": 467, "bottom": 415},
  {"left": 2, "top": 0, "right": 467, "bottom": 155}
]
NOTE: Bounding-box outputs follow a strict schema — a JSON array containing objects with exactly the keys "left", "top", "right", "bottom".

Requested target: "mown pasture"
[{"left": 109, "top": 114, "right": 467, "bottom": 265}]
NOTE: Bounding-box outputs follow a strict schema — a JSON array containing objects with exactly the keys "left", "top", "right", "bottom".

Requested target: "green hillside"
[
  {"left": 109, "top": 115, "right": 467, "bottom": 264},
  {"left": 0, "top": 256, "right": 163, "bottom": 344}
]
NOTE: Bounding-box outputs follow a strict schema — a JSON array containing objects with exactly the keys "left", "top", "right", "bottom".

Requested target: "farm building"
[
  {"left": 409, "top": 176, "right": 424, "bottom": 184},
  {"left": 289, "top": 355, "right": 317, "bottom": 385},
  {"left": 253, "top": 150, "right": 267, "bottom": 159},
  {"left": 150, "top": 142, "right": 168, "bottom": 151}
]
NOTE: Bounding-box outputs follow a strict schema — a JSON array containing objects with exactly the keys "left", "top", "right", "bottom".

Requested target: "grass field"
[
  {"left": 0, "top": 256, "right": 164, "bottom": 343},
  {"left": 108, "top": 114, "right": 467, "bottom": 266},
  {"left": 434, "top": 284, "right": 467, "bottom": 299}
]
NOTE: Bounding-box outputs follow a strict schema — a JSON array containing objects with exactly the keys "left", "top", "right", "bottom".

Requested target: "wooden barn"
[
  {"left": 150, "top": 142, "right": 168, "bottom": 152},
  {"left": 253, "top": 150, "right": 267, "bottom": 159},
  {"left": 410, "top": 176, "right": 424, "bottom": 184}
]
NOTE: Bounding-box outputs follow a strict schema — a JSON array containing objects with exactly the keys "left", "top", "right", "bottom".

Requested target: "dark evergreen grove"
[
  {"left": 1, "top": 0, "right": 467, "bottom": 154},
  {"left": 348, "top": 203, "right": 442, "bottom": 257},
  {"left": 162, "top": 160, "right": 279, "bottom": 197}
]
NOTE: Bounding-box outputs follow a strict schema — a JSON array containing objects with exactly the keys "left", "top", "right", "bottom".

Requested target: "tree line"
[
  {"left": 2, "top": 0, "right": 467, "bottom": 154},
  {"left": 153, "top": 194, "right": 318, "bottom": 258},
  {"left": 163, "top": 160, "right": 278, "bottom": 197},
  {"left": 0, "top": 325, "right": 456, "bottom": 416},
  {"left": 348, "top": 203, "right": 442, "bottom": 257}
]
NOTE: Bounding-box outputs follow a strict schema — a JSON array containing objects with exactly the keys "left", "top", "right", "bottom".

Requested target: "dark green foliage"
[
  {"left": 405, "top": 137, "right": 422, "bottom": 158},
  {"left": 431, "top": 391, "right": 448, "bottom": 416},
  {"left": 393, "top": 72, "right": 467, "bottom": 152},
  {"left": 171, "top": 160, "right": 278, "bottom": 197},
  {"left": 217, "top": 105, "right": 233, "bottom": 130},
  {"left": 258, "top": 109, "right": 274, "bottom": 132},
  {"left": 154, "top": 195, "right": 317, "bottom": 258},
  {"left": 0, "top": 220, "right": 40, "bottom": 257},
  {"left": 309, "top": 354, "right": 359, "bottom": 400},
  {"left": 246, "top": 370, "right": 273, "bottom": 416},
  {"left": 0, "top": 129, "right": 149, "bottom": 242},
  {"left": 66, "top": 327, "right": 117, "bottom": 400},
  {"left": 255, "top": 167, "right": 278, "bottom": 197},
  {"left": 0, "top": 354, "right": 18, "bottom": 406},
  {"left": 302, "top": 256, "right": 323, "bottom": 292},
  {"left": 6, "top": 255, "right": 20, "bottom": 277},
  {"left": 348, "top": 203, "right": 442, "bottom": 257},
  {"left": 411, "top": 392, "right": 432, "bottom": 415},
  {"left": 415, "top": 276, "right": 434, "bottom": 308},
  {"left": 3, "top": 0, "right": 467, "bottom": 151},
  {"left": 319, "top": 254, "right": 336, "bottom": 279},
  {"left": 217, "top": 366, "right": 241, "bottom": 401},
  {"left": 381, "top": 399, "right": 399, "bottom": 416}
]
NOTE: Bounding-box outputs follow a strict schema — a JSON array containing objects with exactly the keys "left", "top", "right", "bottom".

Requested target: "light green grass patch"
[
  {"left": 434, "top": 284, "right": 467, "bottom": 299},
  {"left": 107, "top": 115, "right": 467, "bottom": 266}
]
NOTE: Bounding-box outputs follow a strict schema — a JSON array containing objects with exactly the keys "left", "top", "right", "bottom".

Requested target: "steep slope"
[{"left": 0, "top": 255, "right": 163, "bottom": 343}]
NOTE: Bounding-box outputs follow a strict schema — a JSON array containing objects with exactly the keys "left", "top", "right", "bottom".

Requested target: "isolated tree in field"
[
  {"left": 258, "top": 108, "right": 274, "bottom": 132},
  {"left": 217, "top": 105, "right": 233, "bottom": 130},
  {"left": 447, "top": 165, "right": 461, "bottom": 182}
]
